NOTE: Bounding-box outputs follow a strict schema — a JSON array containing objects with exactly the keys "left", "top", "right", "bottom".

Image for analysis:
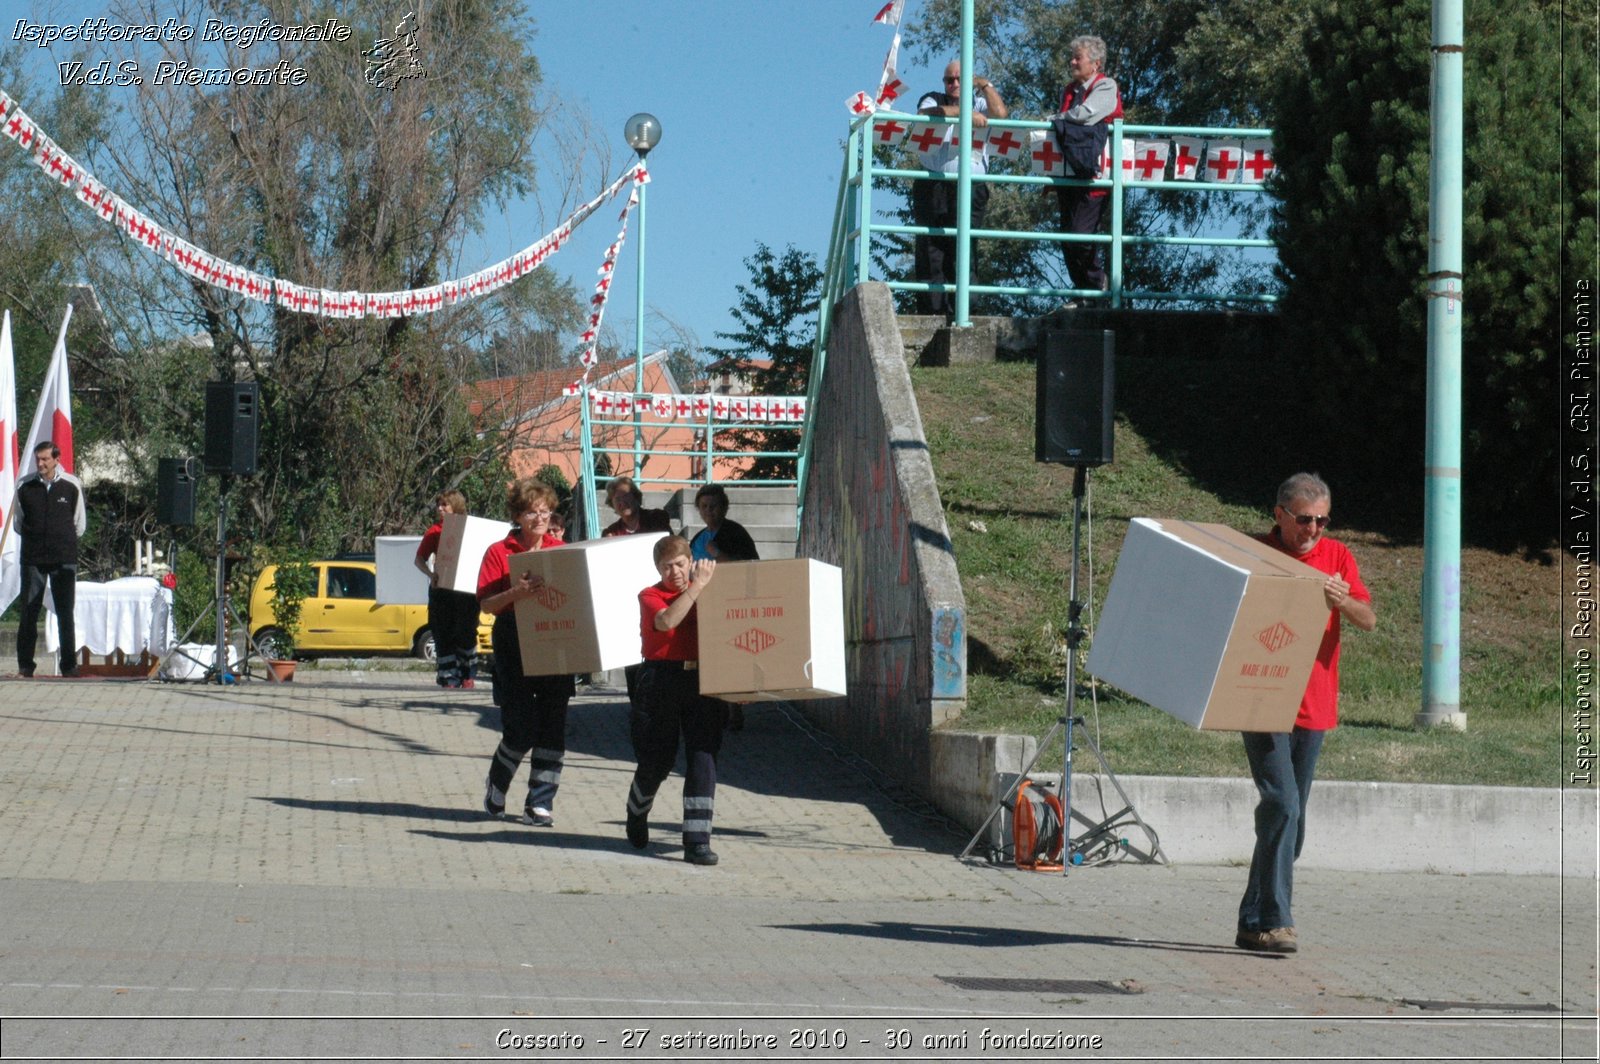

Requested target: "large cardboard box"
[
  {"left": 508, "top": 534, "right": 665, "bottom": 675},
  {"left": 375, "top": 536, "right": 427, "bottom": 605},
  {"left": 434, "top": 513, "right": 507, "bottom": 594},
  {"left": 697, "top": 558, "right": 846, "bottom": 702},
  {"left": 1086, "top": 518, "right": 1330, "bottom": 732}
]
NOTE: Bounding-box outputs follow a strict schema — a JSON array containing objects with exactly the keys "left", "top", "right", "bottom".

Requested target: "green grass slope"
[{"left": 914, "top": 360, "right": 1561, "bottom": 787}]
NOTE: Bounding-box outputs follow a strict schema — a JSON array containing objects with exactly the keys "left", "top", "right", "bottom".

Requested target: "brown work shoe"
[{"left": 1235, "top": 926, "right": 1298, "bottom": 953}]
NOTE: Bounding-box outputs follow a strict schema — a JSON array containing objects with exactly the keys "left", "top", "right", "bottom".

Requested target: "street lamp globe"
[{"left": 623, "top": 112, "right": 662, "bottom": 158}]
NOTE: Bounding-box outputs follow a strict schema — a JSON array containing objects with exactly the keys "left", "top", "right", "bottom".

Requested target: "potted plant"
[{"left": 261, "top": 553, "right": 315, "bottom": 682}]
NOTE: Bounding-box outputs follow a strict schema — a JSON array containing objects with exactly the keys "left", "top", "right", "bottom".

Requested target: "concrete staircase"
[{"left": 669, "top": 485, "right": 798, "bottom": 560}]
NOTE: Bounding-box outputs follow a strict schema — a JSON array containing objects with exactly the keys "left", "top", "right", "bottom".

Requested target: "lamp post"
[{"left": 623, "top": 112, "right": 661, "bottom": 479}]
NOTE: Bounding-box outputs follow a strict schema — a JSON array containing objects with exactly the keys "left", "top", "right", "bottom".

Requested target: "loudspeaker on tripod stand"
[
  {"left": 156, "top": 457, "right": 199, "bottom": 526},
  {"left": 204, "top": 380, "right": 259, "bottom": 476},
  {"left": 1035, "top": 329, "right": 1115, "bottom": 466}
]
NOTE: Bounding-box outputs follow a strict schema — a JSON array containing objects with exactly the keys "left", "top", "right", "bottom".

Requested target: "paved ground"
[{"left": 0, "top": 669, "right": 1593, "bottom": 1061}]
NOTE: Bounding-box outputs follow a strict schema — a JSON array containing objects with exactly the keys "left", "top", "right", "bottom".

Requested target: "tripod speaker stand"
[{"left": 959, "top": 467, "right": 1165, "bottom": 872}]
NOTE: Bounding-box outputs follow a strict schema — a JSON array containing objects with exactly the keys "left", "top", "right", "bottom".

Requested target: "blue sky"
[
  {"left": 9, "top": 0, "right": 955, "bottom": 361},
  {"left": 506, "top": 0, "right": 944, "bottom": 356}
]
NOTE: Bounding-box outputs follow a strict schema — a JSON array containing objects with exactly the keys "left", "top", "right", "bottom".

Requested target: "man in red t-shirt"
[
  {"left": 624, "top": 536, "right": 726, "bottom": 866},
  {"left": 1236, "top": 473, "right": 1377, "bottom": 954}
]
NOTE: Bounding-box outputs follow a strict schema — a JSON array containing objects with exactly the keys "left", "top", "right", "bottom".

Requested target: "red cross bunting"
[
  {"left": 787, "top": 400, "right": 806, "bottom": 420},
  {"left": 1242, "top": 149, "right": 1275, "bottom": 181},
  {"left": 908, "top": 125, "right": 946, "bottom": 153},
  {"left": 749, "top": 399, "right": 767, "bottom": 420},
  {"left": 595, "top": 393, "right": 615, "bottom": 415},
  {"left": 874, "top": 119, "right": 907, "bottom": 142},
  {"left": 6, "top": 115, "right": 33, "bottom": 146},
  {"left": 1207, "top": 150, "right": 1240, "bottom": 181},
  {"left": 731, "top": 398, "right": 749, "bottom": 419},
  {"left": 674, "top": 396, "right": 693, "bottom": 417},
  {"left": 1032, "top": 138, "right": 1063, "bottom": 170},
  {"left": 848, "top": 91, "right": 875, "bottom": 116},
  {"left": 988, "top": 130, "right": 1023, "bottom": 157},
  {"left": 693, "top": 397, "right": 710, "bottom": 418},
  {"left": 1132, "top": 148, "right": 1165, "bottom": 180},
  {"left": 1173, "top": 143, "right": 1201, "bottom": 177},
  {"left": 876, "top": 78, "right": 904, "bottom": 105}
]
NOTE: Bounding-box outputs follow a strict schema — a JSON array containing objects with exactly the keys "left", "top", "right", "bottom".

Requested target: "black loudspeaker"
[
  {"left": 156, "top": 457, "right": 199, "bottom": 526},
  {"left": 1035, "top": 329, "right": 1115, "bottom": 466},
  {"left": 204, "top": 381, "right": 259, "bottom": 476}
]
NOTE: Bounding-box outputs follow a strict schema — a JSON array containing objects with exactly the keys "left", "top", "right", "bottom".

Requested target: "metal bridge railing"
[{"left": 795, "top": 113, "right": 1278, "bottom": 525}]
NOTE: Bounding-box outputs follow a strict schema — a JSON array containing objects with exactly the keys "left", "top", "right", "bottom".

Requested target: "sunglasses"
[{"left": 1281, "top": 508, "right": 1330, "bottom": 528}]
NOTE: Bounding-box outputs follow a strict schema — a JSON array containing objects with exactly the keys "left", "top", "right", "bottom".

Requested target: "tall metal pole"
[
  {"left": 633, "top": 176, "right": 648, "bottom": 478},
  {"left": 953, "top": 0, "right": 975, "bottom": 327},
  {"left": 622, "top": 113, "right": 660, "bottom": 484},
  {"left": 214, "top": 477, "right": 230, "bottom": 683},
  {"left": 1418, "top": 0, "right": 1465, "bottom": 730}
]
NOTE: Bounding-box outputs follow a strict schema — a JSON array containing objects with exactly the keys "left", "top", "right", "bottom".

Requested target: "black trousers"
[
  {"left": 627, "top": 661, "right": 727, "bottom": 846},
  {"left": 428, "top": 586, "right": 479, "bottom": 685},
  {"left": 911, "top": 178, "right": 990, "bottom": 315},
  {"left": 17, "top": 562, "right": 76, "bottom": 674},
  {"left": 486, "top": 612, "right": 575, "bottom": 811},
  {"left": 1055, "top": 185, "right": 1108, "bottom": 293}
]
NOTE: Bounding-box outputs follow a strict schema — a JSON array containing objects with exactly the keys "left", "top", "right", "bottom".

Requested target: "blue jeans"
[{"left": 1238, "top": 726, "right": 1325, "bottom": 932}]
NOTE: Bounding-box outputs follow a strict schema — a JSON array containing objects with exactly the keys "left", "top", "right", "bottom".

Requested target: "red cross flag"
[
  {"left": 987, "top": 128, "right": 1025, "bottom": 162},
  {"left": 871, "top": 116, "right": 909, "bottom": 146},
  {"left": 875, "top": 78, "right": 905, "bottom": 108},
  {"left": 562, "top": 381, "right": 581, "bottom": 397},
  {"left": 1028, "top": 130, "right": 1064, "bottom": 177},
  {"left": 651, "top": 395, "right": 673, "bottom": 419},
  {"left": 907, "top": 121, "right": 950, "bottom": 167},
  {"left": 1130, "top": 139, "right": 1170, "bottom": 182},
  {"left": 1240, "top": 138, "right": 1276, "bottom": 184},
  {"left": 847, "top": 91, "right": 876, "bottom": 116},
  {"left": 693, "top": 395, "right": 710, "bottom": 418},
  {"left": 730, "top": 397, "right": 749, "bottom": 420},
  {"left": 1114, "top": 137, "right": 1136, "bottom": 177},
  {"left": 1170, "top": 136, "right": 1204, "bottom": 181},
  {"left": 615, "top": 394, "right": 634, "bottom": 417},
  {"left": 711, "top": 396, "right": 731, "bottom": 420},
  {"left": 3, "top": 108, "right": 35, "bottom": 149},
  {"left": 783, "top": 397, "right": 807, "bottom": 422},
  {"left": 674, "top": 395, "right": 693, "bottom": 418},
  {"left": 872, "top": 0, "right": 901, "bottom": 24},
  {"left": 1205, "top": 139, "right": 1242, "bottom": 183},
  {"left": 748, "top": 398, "right": 768, "bottom": 421}
]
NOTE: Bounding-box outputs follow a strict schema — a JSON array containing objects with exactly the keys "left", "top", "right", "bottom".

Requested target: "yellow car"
[{"left": 249, "top": 557, "right": 494, "bottom": 661}]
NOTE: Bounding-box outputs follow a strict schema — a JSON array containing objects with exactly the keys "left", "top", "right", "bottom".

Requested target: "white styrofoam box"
[{"left": 376, "top": 535, "right": 428, "bottom": 605}]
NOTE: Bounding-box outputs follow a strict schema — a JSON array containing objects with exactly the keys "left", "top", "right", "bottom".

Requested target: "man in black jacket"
[{"left": 13, "top": 441, "right": 86, "bottom": 677}]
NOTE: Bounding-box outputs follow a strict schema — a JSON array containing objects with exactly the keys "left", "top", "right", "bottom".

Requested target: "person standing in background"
[
  {"left": 13, "top": 441, "right": 85, "bottom": 678},
  {"left": 415, "top": 490, "right": 481, "bottom": 689}
]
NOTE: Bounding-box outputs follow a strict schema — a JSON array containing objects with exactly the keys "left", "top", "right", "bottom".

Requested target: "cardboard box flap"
[{"left": 1145, "top": 518, "right": 1323, "bottom": 582}]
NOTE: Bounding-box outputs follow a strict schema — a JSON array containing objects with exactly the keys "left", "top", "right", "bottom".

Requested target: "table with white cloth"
[{"left": 43, "top": 576, "right": 174, "bottom": 659}]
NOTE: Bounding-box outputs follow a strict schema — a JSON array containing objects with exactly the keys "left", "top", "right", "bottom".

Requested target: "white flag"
[
  {"left": 22, "top": 304, "right": 74, "bottom": 474},
  {"left": 0, "top": 310, "right": 21, "bottom": 613}
]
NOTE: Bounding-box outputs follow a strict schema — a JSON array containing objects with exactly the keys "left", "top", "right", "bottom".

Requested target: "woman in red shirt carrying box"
[
  {"left": 476, "top": 478, "right": 572, "bottom": 828},
  {"left": 625, "top": 536, "right": 726, "bottom": 866}
]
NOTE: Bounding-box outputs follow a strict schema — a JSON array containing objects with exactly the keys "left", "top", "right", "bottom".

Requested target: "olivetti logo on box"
[
  {"left": 731, "top": 627, "right": 779, "bottom": 655},
  {"left": 532, "top": 585, "right": 567, "bottom": 612},
  {"left": 1255, "top": 621, "right": 1298, "bottom": 654}
]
